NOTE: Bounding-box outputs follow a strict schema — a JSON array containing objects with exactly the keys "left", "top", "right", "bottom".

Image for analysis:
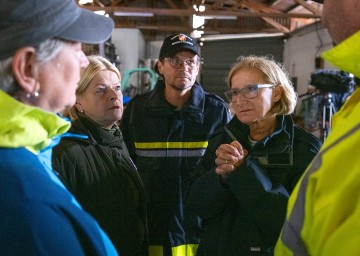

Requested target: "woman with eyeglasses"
[
  {"left": 186, "top": 55, "right": 322, "bottom": 256},
  {"left": 120, "top": 34, "right": 231, "bottom": 256}
]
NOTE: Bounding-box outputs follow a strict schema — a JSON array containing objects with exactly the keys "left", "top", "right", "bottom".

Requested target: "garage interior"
[{"left": 76, "top": 0, "right": 354, "bottom": 140}]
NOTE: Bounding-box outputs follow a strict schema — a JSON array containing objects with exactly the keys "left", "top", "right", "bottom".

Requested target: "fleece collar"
[{"left": 0, "top": 90, "right": 71, "bottom": 154}]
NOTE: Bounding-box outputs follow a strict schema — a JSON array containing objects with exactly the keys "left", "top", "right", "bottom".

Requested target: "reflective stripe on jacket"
[
  {"left": 275, "top": 31, "right": 360, "bottom": 256},
  {"left": 120, "top": 80, "right": 231, "bottom": 256}
]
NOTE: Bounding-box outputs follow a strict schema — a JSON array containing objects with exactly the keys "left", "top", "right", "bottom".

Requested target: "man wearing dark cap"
[
  {"left": 275, "top": 0, "right": 360, "bottom": 255},
  {"left": 120, "top": 33, "right": 231, "bottom": 256},
  {"left": 0, "top": 0, "right": 117, "bottom": 255}
]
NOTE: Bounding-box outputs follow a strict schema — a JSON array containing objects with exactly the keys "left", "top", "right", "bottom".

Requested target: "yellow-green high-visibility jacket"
[
  {"left": 275, "top": 31, "right": 360, "bottom": 256},
  {"left": 0, "top": 91, "right": 118, "bottom": 255}
]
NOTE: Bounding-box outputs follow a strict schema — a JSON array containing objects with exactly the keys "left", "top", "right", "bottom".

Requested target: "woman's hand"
[{"left": 215, "top": 141, "right": 248, "bottom": 177}]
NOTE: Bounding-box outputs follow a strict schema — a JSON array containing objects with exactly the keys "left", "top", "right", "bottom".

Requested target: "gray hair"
[{"left": 0, "top": 38, "right": 66, "bottom": 96}]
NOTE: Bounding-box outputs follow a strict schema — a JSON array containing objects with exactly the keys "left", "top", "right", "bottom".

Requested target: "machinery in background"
[
  {"left": 121, "top": 67, "right": 158, "bottom": 105},
  {"left": 298, "top": 69, "right": 355, "bottom": 141}
]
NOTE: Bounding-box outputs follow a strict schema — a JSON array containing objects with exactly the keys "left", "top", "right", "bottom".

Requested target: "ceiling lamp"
[{"left": 114, "top": 11, "right": 154, "bottom": 17}]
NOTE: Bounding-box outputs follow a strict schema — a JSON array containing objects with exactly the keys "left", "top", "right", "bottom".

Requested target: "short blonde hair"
[
  {"left": 226, "top": 55, "right": 297, "bottom": 115},
  {"left": 62, "top": 55, "right": 121, "bottom": 120}
]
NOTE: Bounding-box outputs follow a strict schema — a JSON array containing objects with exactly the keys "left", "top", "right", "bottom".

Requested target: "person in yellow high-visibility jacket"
[{"left": 275, "top": 0, "right": 360, "bottom": 255}]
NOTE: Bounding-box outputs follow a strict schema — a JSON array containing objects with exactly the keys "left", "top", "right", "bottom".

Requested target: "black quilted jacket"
[{"left": 53, "top": 113, "right": 148, "bottom": 256}]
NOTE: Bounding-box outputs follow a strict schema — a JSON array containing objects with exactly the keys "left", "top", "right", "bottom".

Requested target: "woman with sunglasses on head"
[{"left": 186, "top": 55, "right": 322, "bottom": 256}]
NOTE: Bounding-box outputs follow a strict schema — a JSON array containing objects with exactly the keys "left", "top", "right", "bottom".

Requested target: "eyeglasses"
[
  {"left": 163, "top": 57, "right": 199, "bottom": 70},
  {"left": 224, "top": 84, "right": 274, "bottom": 102}
]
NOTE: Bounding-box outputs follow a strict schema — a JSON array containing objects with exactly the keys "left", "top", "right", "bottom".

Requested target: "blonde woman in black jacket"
[
  {"left": 53, "top": 55, "right": 148, "bottom": 256},
  {"left": 186, "top": 56, "right": 322, "bottom": 256}
]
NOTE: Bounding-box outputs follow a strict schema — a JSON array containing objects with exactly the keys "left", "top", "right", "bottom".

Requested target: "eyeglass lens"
[
  {"left": 165, "top": 58, "right": 198, "bottom": 69},
  {"left": 224, "top": 84, "right": 273, "bottom": 102},
  {"left": 225, "top": 85, "right": 259, "bottom": 101}
]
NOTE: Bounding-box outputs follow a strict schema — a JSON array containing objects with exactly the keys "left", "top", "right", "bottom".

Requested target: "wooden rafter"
[
  {"left": 81, "top": 5, "right": 320, "bottom": 18},
  {"left": 292, "top": 0, "right": 322, "bottom": 16},
  {"left": 242, "top": 1, "right": 290, "bottom": 33}
]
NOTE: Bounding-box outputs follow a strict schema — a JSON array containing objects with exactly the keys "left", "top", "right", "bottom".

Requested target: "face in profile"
[
  {"left": 37, "top": 42, "right": 89, "bottom": 113},
  {"left": 76, "top": 70, "right": 123, "bottom": 129}
]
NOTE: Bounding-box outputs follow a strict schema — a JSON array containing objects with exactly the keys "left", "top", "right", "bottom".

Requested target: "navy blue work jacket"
[
  {"left": 186, "top": 115, "right": 322, "bottom": 256},
  {"left": 120, "top": 80, "right": 231, "bottom": 256}
]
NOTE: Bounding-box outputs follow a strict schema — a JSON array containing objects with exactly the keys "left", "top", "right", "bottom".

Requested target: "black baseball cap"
[
  {"left": 159, "top": 33, "right": 201, "bottom": 59},
  {"left": 0, "top": 0, "right": 114, "bottom": 60}
]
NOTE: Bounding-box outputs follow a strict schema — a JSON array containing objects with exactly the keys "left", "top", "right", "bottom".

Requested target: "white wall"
[
  {"left": 283, "top": 22, "right": 336, "bottom": 95},
  {"left": 147, "top": 40, "right": 163, "bottom": 60},
  {"left": 111, "top": 28, "right": 146, "bottom": 86},
  {"left": 111, "top": 23, "right": 340, "bottom": 97}
]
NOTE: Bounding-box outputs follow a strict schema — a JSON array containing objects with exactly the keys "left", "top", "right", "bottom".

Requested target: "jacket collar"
[
  {"left": 144, "top": 80, "right": 206, "bottom": 122},
  {"left": 0, "top": 90, "right": 70, "bottom": 154},
  {"left": 70, "top": 113, "right": 124, "bottom": 147},
  {"left": 321, "top": 31, "right": 360, "bottom": 132},
  {"left": 145, "top": 80, "right": 205, "bottom": 112},
  {"left": 226, "top": 115, "right": 294, "bottom": 155},
  {"left": 322, "top": 31, "right": 360, "bottom": 78}
]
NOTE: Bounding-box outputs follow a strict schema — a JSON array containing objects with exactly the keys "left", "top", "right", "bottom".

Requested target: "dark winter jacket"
[
  {"left": 120, "top": 80, "right": 231, "bottom": 256},
  {"left": 186, "top": 115, "right": 322, "bottom": 256},
  {"left": 53, "top": 113, "right": 148, "bottom": 256}
]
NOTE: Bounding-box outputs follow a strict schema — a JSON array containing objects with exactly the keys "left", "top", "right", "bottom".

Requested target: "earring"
[{"left": 25, "top": 91, "right": 39, "bottom": 98}]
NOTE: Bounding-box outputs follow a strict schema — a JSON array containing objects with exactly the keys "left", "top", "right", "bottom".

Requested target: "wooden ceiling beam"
[
  {"left": 117, "top": 21, "right": 279, "bottom": 34},
  {"left": 80, "top": 5, "right": 321, "bottom": 18},
  {"left": 292, "top": 0, "right": 322, "bottom": 16},
  {"left": 261, "top": 17, "right": 290, "bottom": 33},
  {"left": 212, "top": 0, "right": 227, "bottom": 8},
  {"left": 163, "top": 0, "right": 188, "bottom": 25},
  {"left": 242, "top": 2, "right": 290, "bottom": 33}
]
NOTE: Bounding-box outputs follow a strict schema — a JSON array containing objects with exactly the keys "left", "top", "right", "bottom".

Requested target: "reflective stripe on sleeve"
[
  {"left": 172, "top": 244, "right": 199, "bottom": 256},
  {"left": 136, "top": 148, "right": 206, "bottom": 157},
  {"left": 280, "top": 155, "right": 321, "bottom": 256},
  {"left": 135, "top": 141, "right": 208, "bottom": 157},
  {"left": 148, "top": 244, "right": 199, "bottom": 256},
  {"left": 280, "top": 124, "right": 360, "bottom": 255},
  {"left": 135, "top": 141, "right": 208, "bottom": 149}
]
